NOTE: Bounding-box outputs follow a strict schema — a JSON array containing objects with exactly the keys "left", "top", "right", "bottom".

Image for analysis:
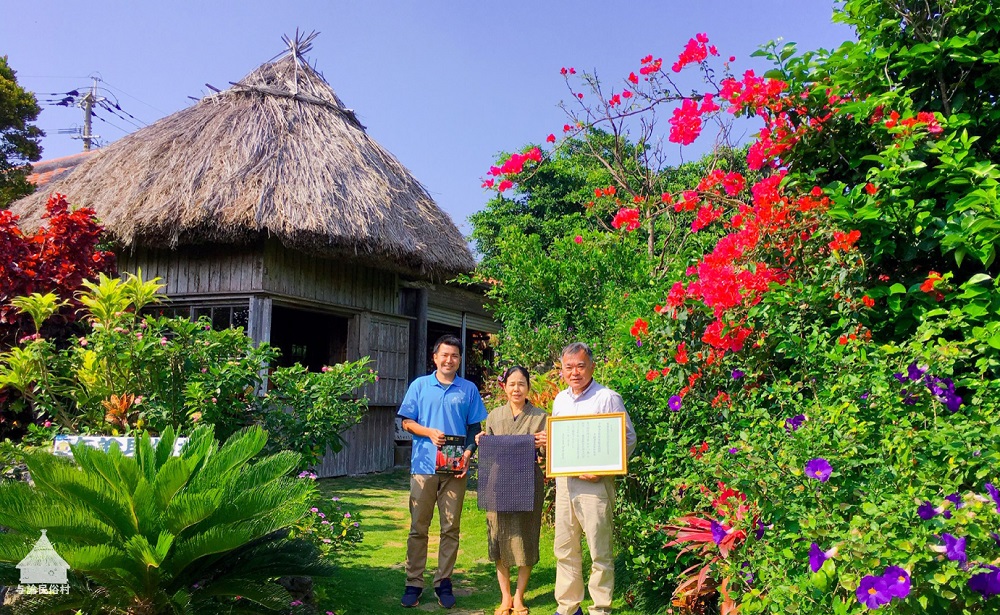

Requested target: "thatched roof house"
[
  {"left": 14, "top": 36, "right": 496, "bottom": 476},
  {"left": 15, "top": 48, "right": 473, "bottom": 279}
]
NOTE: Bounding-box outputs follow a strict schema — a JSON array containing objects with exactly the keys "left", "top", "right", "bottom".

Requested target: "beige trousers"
[
  {"left": 553, "top": 477, "right": 615, "bottom": 615},
  {"left": 405, "top": 473, "right": 467, "bottom": 588}
]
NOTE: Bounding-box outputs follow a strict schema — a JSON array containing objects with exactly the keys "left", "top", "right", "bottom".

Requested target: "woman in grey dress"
[{"left": 476, "top": 366, "right": 547, "bottom": 615}]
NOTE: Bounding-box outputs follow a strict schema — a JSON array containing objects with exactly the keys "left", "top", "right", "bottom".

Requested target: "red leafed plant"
[
  {"left": 659, "top": 482, "right": 750, "bottom": 614},
  {"left": 0, "top": 193, "right": 115, "bottom": 348}
]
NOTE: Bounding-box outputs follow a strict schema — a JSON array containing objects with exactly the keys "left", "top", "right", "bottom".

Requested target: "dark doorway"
[{"left": 270, "top": 305, "right": 350, "bottom": 372}]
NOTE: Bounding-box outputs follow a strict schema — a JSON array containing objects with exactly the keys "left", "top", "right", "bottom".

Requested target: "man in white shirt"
[{"left": 551, "top": 342, "right": 636, "bottom": 615}]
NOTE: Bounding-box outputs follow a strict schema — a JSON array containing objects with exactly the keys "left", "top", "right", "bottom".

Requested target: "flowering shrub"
[
  {"left": 291, "top": 475, "right": 364, "bottom": 561},
  {"left": 0, "top": 273, "right": 376, "bottom": 469},
  {"left": 474, "top": 0, "right": 1000, "bottom": 612}
]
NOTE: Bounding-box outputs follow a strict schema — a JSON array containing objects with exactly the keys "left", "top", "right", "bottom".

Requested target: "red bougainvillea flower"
[
  {"left": 862, "top": 295, "right": 875, "bottom": 308},
  {"left": 920, "top": 271, "right": 943, "bottom": 293},
  {"left": 630, "top": 317, "right": 649, "bottom": 338},
  {"left": 481, "top": 179, "right": 494, "bottom": 189},
  {"left": 546, "top": 133, "right": 556, "bottom": 143},
  {"left": 674, "top": 342, "right": 689, "bottom": 364},
  {"left": 497, "top": 179, "right": 513, "bottom": 192},
  {"left": 573, "top": 235, "right": 583, "bottom": 244},
  {"left": 829, "top": 229, "right": 861, "bottom": 251},
  {"left": 645, "top": 369, "right": 659, "bottom": 381},
  {"left": 864, "top": 182, "right": 878, "bottom": 195},
  {"left": 669, "top": 98, "right": 703, "bottom": 145},
  {"left": 628, "top": 71, "right": 639, "bottom": 84},
  {"left": 612, "top": 207, "right": 642, "bottom": 232}
]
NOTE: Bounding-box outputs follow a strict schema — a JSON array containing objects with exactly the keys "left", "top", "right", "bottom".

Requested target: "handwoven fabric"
[{"left": 477, "top": 434, "right": 537, "bottom": 512}]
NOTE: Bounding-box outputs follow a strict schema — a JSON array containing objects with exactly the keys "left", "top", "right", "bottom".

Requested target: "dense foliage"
[
  {"left": 0, "top": 193, "right": 116, "bottom": 350},
  {"left": 0, "top": 425, "right": 331, "bottom": 613},
  {"left": 0, "top": 273, "right": 376, "bottom": 470},
  {"left": 0, "top": 56, "right": 43, "bottom": 208},
  {"left": 474, "top": 1, "right": 1000, "bottom": 613}
]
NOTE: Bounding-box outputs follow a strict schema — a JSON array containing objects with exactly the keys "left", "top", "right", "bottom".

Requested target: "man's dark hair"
[
  {"left": 561, "top": 342, "right": 593, "bottom": 362},
  {"left": 433, "top": 334, "right": 463, "bottom": 355}
]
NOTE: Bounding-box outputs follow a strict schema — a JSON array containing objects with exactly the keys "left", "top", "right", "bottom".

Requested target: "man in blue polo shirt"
[{"left": 398, "top": 334, "right": 488, "bottom": 609}]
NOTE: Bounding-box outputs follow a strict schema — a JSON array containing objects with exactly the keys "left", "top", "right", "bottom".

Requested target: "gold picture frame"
[{"left": 545, "top": 413, "right": 628, "bottom": 477}]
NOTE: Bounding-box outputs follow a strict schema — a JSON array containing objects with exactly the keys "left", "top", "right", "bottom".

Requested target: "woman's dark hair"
[{"left": 501, "top": 365, "right": 531, "bottom": 386}]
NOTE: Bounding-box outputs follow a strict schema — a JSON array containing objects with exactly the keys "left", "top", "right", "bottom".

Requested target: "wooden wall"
[
  {"left": 118, "top": 246, "right": 264, "bottom": 296},
  {"left": 118, "top": 242, "right": 400, "bottom": 316},
  {"left": 317, "top": 406, "right": 396, "bottom": 476},
  {"left": 263, "top": 241, "right": 399, "bottom": 314}
]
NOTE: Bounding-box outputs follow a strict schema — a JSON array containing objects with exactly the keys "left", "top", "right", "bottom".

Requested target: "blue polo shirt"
[{"left": 398, "top": 372, "right": 488, "bottom": 475}]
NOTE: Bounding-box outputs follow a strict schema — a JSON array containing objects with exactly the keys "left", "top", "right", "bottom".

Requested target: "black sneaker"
[
  {"left": 435, "top": 578, "right": 456, "bottom": 608},
  {"left": 554, "top": 609, "right": 583, "bottom": 615},
  {"left": 401, "top": 586, "right": 422, "bottom": 608}
]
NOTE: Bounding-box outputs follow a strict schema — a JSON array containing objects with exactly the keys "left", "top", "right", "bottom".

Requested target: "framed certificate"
[{"left": 545, "top": 413, "right": 628, "bottom": 477}]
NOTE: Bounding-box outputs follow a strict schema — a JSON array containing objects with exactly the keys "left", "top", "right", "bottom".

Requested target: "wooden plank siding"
[
  {"left": 317, "top": 406, "right": 396, "bottom": 476},
  {"left": 117, "top": 246, "right": 265, "bottom": 296},
  {"left": 262, "top": 241, "right": 399, "bottom": 314}
]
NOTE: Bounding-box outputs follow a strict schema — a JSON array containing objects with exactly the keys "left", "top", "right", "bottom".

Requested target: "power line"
[{"left": 97, "top": 79, "right": 169, "bottom": 116}]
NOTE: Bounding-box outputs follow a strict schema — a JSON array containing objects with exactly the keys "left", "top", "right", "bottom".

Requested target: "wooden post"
[
  {"left": 460, "top": 311, "right": 467, "bottom": 378},
  {"left": 415, "top": 288, "right": 428, "bottom": 377},
  {"left": 247, "top": 296, "right": 273, "bottom": 394}
]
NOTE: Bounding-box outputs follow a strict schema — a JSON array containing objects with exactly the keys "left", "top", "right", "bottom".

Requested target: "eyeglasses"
[{"left": 561, "top": 363, "right": 591, "bottom": 373}]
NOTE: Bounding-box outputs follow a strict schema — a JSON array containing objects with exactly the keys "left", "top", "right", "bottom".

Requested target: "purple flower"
[
  {"left": 917, "top": 500, "right": 938, "bottom": 520},
  {"left": 805, "top": 458, "right": 832, "bottom": 482},
  {"left": 731, "top": 369, "right": 745, "bottom": 380},
  {"left": 892, "top": 372, "right": 907, "bottom": 383},
  {"left": 785, "top": 414, "right": 806, "bottom": 433},
  {"left": 945, "top": 492, "right": 964, "bottom": 509},
  {"left": 986, "top": 483, "right": 1000, "bottom": 513},
  {"left": 754, "top": 519, "right": 769, "bottom": 540},
  {"left": 668, "top": 395, "right": 682, "bottom": 412},
  {"left": 856, "top": 575, "right": 892, "bottom": 609},
  {"left": 728, "top": 447, "right": 739, "bottom": 455},
  {"left": 944, "top": 392, "right": 962, "bottom": 412},
  {"left": 900, "top": 389, "right": 918, "bottom": 405},
  {"left": 710, "top": 520, "right": 728, "bottom": 545},
  {"left": 882, "top": 566, "right": 910, "bottom": 599},
  {"left": 942, "top": 533, "right": 967, "bottom": 563},
  {"left": 969, "top": 566, "right": 1000, "bottom": 597},
  {"left": 907, "top": 362, "right": 927, "bottom": 381},
  {"left": 860, "top": 391, "right": 869, "bottom": 400},
  {"left": 809, "top": 543, "right": 831, "bottom": 573}
]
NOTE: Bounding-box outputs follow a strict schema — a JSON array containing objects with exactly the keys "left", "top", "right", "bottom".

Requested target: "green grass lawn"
[{"left": 315, "top": 469, "right": 646, "bottom": 615}]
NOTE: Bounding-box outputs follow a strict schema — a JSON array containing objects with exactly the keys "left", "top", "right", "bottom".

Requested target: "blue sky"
[{"left": 3, "top": 1, "right": 852, "bottom": 234}]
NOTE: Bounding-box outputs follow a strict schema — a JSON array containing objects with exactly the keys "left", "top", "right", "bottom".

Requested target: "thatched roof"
[{"left": 12, "top": 44, "right": 474, "bottom": 279}]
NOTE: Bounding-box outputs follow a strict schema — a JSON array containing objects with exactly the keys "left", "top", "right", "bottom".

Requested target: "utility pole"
[{"left": 74, "top": 77, "right": 103, "bottom": 151}]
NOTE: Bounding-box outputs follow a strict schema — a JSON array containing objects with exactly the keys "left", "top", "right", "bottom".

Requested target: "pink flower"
[
  {"left": 574, "top": 235, "right": 583, "bottom": 244},
  {"left": 78, "top": 337, "right": 88, "bottom": 346}
]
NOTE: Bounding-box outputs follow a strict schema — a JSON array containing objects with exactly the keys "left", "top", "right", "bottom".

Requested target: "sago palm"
[{"left": 0, "top": 425, "right": 331, "bottom": 613}]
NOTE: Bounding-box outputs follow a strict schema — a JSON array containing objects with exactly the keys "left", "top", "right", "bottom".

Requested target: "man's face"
[
  {"left": 560, "top": 350, "right": 594, "bottom": 393},
  {"left": 433, "top": 343, "right": 462, "bottom": 378}
]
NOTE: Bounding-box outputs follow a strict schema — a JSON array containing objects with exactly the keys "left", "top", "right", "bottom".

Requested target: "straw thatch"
[{"left": 12, "top": 49, "right": 474, "bottom": 279}]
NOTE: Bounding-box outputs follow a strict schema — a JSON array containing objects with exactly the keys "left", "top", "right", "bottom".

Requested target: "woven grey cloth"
[{"left": 477, "top": 434, "right": 536, "bottom": 512}]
